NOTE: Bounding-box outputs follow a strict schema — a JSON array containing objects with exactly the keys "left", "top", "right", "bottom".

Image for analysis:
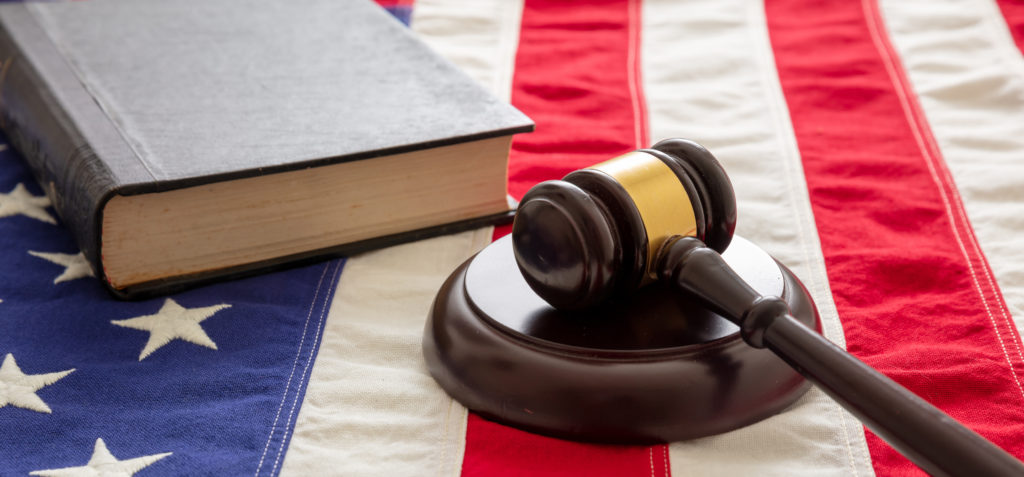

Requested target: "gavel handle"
[{"left": 660, "top": 237, "right": 1024, "bottom": 477}]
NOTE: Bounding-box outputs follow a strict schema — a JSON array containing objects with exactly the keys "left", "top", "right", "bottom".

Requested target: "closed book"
[{"left": 0, "top": 0, "right": 533, "bottom": 298}]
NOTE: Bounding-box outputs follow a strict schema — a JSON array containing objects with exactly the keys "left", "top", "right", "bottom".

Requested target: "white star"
[
  {"left": 29, "top": 251, "right": 95, "bottom": 284},
  {"left": 0, "top": 183, "right": 56, "bottom": 224},
  {"left": 111, "top": 298, "right": 231, "bottom": 361},
  {"left": 30, "top": 438, "right": 172, "bottom": 477},
  {"left": 0, "top": 354, "right": 75, "bottom": 414}
]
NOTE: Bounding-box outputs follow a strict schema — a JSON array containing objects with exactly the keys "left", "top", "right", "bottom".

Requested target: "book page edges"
[{"left": 100, "top": 136, "right": 513, "bottom": 290}]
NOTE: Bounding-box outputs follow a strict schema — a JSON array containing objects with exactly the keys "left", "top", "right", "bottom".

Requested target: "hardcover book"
[{"left": 0, "top": 0, "right": 533, "bottom": 298}]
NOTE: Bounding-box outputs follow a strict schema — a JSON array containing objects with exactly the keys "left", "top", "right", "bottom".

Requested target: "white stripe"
[
  {"left": 277, "top": 231, "right": 491, "bottom": 477},
  {"left": 279, "top": 1, "right": 523, "bottom": 475},
  {"left": 410, "top": 0, "right": 523, "bottom": 103},
  {"left": 878, "top": 0, "right": 1024, "bottom": 341},
  {"left": 640, "top": 0, "right": 875, "bottom": 475}
]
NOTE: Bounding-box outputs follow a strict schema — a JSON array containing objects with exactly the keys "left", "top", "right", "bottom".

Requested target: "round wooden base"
[{"left": 423, "top": 235, "right": 821, "bottom": 444}]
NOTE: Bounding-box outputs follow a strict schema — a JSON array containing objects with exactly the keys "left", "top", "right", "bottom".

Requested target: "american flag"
[{"left": 3, "top": 0, "right": 1024, "bottom": 475}]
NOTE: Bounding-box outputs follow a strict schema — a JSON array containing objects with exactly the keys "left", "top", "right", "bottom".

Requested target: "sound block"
[{"left": 423, "top": 235, "right": 820, "bottom": 444}]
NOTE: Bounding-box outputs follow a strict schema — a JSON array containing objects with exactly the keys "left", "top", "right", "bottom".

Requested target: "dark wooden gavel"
[{"left": 510, "top": 138, "right": 1024, "bottom": 477}]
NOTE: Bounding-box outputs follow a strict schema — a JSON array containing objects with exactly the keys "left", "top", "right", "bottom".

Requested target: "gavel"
[{"left": 510, "top": 139, "right": 1024, "bottom": 477}]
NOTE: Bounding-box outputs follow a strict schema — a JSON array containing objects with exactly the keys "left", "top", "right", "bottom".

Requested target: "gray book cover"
[{"left": 0, "top": 0, "right": 533, "bottom": 297}]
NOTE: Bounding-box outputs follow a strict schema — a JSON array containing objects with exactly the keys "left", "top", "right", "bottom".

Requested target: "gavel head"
[{"left": 511, "top": 139, "right": 737, "bottom": 309}]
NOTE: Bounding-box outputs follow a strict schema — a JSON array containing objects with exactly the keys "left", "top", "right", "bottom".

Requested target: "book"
[{"left": 0, "top": 0, "right": 533, "bottom": 298}]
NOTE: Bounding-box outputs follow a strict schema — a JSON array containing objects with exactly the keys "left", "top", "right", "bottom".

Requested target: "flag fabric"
[{"left": 3, "top": 0, "right": 1024, "bottom": 476}]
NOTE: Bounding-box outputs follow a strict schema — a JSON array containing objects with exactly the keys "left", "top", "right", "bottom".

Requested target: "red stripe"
[
  {"left": 373, "top": 0, "right": 413, "bottom": 8},
  {"left": 467, "top": 1, "right": 668, "bottom": 476},
  {"left": 996, "top": 0, "right": 1024, "bottom": 54},
  {"left": 464, "top": 414, "right": 669, "bottom": 477},
  {"left": 492, "top": 0, "right": 649, "bottom": 239},
  {"left": 504, "top": 0, "right": 647, "bottom": 202},
  {"left": 765, "top": 0, "right": 1024, "bottom": 474}
]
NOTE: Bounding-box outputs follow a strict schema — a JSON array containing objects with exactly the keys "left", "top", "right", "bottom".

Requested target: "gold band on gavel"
[{"left": 588, "top": 151, "right": 698, "bottom": 282}]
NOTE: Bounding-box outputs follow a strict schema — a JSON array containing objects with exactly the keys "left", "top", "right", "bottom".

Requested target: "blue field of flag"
[{"left": 0, "top": 137, "right": 345, "bottom": 476}]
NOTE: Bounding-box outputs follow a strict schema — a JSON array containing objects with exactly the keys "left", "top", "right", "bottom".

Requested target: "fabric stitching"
[
  {"left": 748, "top": 1, "right": 865, "bottom": 474},
  {"left": 253, "top": 261, "right": 332, "bottom": 476},
  {"left": 649, "top": 446, "right": 655, "bottom": 477},
  {"left": 661, "top": 444, "right": 669, "bottom": 477},
  {"left": 627, "top": 0, "right": 648, "bottom": 148},
  {"left": 954, "top": 0, "right": 1024, "bottom": 371},
  {"left": 631, "top": 4, "right": 658, "bottom": 473},
  {"left": 270, "top": 259, "right": 345, "bottom": 476},
  {"left": 936, "top": 122, "right": 1024, "bottom": 368},
  {"left": 864, "top": 0, "right": 1024, "bottom": 401},
  {"left": 917, "top": 0, "right": 1024, "bottom": 392},
  {"left": 630, "top": 3, "right": 655, "bottom": 472}
]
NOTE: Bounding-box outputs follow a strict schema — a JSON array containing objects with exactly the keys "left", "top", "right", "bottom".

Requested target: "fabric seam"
[
  {"left": 269, "top": 259, "right": 345, "bottom": 476},
  {"left": 749, "top": 0, "right": 870, "bottom": 475},
  {"left": 961, "top": 0, "right": 1024, "bottom": 368},
  {"left": 253, "top": 260, "right": 333, "bottom": 476},
  {"left": 864, "top": 0, "right": 1024, "bottom": 401}
]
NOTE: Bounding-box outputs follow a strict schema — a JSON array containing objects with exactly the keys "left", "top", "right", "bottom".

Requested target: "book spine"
[{"left": 0, "top": 8, "right": 113, "bottom": 279}]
